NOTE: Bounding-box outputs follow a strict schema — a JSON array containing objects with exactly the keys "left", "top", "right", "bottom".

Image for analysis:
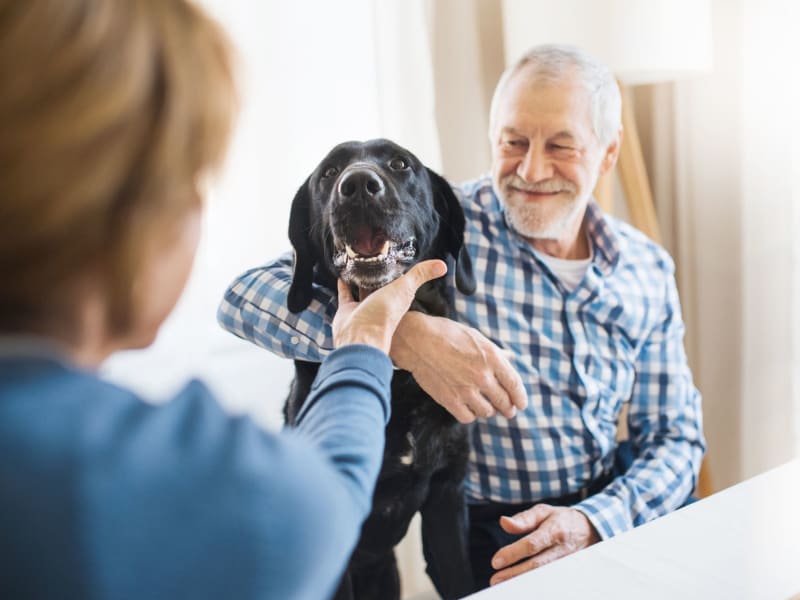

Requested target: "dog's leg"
[
  {"left": 331, "top": 571, "right": 354, "bottom": 600},
  {"left": 351, "top": 553, "right": 401, "bottom": 600},
  {"left": 420, "top": 473, "right": 475, "bottom": 599},
  {"left": 284, "top": 361, "right": 320, "bottom": 424}
]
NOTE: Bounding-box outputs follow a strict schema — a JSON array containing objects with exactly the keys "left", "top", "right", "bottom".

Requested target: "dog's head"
[{"left": 287, "top": 138, "right": 475, "bottom": 312}]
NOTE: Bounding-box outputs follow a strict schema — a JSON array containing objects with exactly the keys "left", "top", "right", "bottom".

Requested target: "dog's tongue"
[{"left": 352, "top": 226, "right": 388, "bottom": 257}]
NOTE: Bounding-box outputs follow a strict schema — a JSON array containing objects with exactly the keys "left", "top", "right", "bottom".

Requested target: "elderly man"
[{"left": 218, "top": 44, "right": 705, "bottom": 590}]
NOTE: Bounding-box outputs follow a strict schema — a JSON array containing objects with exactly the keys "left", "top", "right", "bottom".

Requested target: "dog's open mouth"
[
  {"left": 333, "top": 233, "right": 417, "bottom": 267},
  {"left": 332, "top": 226, "right": 417, "bottom": 288}
]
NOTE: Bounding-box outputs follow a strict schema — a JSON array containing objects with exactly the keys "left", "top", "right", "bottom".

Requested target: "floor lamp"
[
  {"left": 500, "top": 0, "right": 714, "bottom": 496},
  {"left": 593, "top": 85, "right": 662, "bottom": 243}
]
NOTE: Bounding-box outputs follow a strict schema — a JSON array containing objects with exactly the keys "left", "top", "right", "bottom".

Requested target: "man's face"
[{"left": 490, "top": 69, "right": 619, "bottom": 244}]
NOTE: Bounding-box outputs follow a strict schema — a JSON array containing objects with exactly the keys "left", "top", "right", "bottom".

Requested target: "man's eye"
[
  {"left": 389, "top": 157, "right": 409, "bottom": 170},
  {"left": 322, "top": 167, "right": 339, "bottom": 178}
]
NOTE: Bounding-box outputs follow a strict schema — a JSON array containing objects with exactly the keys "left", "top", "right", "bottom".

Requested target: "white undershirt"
[{"left": 532, "top": 245, "right": 593, "bottom": 292}]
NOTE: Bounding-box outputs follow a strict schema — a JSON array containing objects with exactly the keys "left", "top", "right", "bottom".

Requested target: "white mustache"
[{"left": 503, "top": 175, "right": 576, "bottom": 194}]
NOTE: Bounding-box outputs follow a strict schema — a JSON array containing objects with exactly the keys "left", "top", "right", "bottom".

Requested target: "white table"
[{"left": 466, "top": 459, "right": 800, "bottom": 599}]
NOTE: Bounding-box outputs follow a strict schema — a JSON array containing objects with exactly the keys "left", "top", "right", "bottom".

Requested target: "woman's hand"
[{"left": 332, "top": 260, "right": 447, "bottom": 354}]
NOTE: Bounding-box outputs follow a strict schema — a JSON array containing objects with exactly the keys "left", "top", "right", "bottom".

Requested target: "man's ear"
[
  {"left": 599, "top": 126, "right": 623, "bottom": 176},
  {"left": 427, "top": 168, "right": 476, "bottom": 295},
  {"left": 287, "top": 176, "right": 317, "bottom": 313}
]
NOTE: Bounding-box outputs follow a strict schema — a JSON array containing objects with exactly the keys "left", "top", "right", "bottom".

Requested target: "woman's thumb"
[{"left": 400, "top": 260, "right": 447, "bottom": 294}]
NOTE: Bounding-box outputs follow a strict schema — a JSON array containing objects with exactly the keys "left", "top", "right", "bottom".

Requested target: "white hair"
[{"left": 488, "top": 44, "right": 621, "bottom": 146}]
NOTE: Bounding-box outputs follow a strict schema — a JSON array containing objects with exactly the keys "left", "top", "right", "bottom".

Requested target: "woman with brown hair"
[{"left": 0, "top": 1, "right": 445, "bottom": 598}]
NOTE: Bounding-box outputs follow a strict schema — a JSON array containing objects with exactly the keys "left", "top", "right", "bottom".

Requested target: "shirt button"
[{"left": 290, "top": 336, "right": 300, "bottom": 345}]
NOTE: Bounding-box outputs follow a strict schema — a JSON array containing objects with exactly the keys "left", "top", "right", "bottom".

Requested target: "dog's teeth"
[
  {"left": 345, "top": 245, "right": 357, "bottom": 258},
  {"left": 380, "top": 240, "right": 391, "bottom": 255}
]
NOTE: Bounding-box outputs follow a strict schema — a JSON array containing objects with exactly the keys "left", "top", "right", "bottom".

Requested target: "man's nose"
[{"left": 517, "top": 146, "right": 553, "bottom": 182}]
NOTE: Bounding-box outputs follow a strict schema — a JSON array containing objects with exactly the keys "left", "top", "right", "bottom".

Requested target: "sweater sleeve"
[{"left": 244, "top": 345, "right": 394, "bottom": 599}]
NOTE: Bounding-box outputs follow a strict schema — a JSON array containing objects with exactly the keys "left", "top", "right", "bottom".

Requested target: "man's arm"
[
  {"left": 574, "top": 273, "right": 705, "bottom": 537},
  {"left": 217, "top": 254, "right": 527, "bottom": 422},
  {"left": 217, "top": 252, "right": 336, "bottom": 362},
  {"left": 488, "top": 271, "right": 705, "bottom": 585}
]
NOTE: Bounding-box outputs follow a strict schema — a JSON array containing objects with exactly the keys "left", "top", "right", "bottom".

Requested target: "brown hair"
[{"left": 0, "top": 0, "right": 237, "bottom": 339}]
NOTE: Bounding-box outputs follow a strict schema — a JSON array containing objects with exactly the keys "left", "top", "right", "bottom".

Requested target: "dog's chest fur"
[
  {"left": 381, "top": 370, "right": 467, "bottom": 488},
  {"left": 286, "top": 356, "right": 470, "bottom": 561}
]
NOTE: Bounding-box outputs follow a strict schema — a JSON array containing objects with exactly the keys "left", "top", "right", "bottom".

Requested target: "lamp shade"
[{"left": 501, "top": 0, "right": 713, "bottom": 84}]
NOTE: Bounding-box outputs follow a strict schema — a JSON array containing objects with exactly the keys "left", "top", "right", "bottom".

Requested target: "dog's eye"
[
  {"left": 322, "top": 167, "right": 339, "bottom": 179},
  {"left": 389, "top": 157, "right": 410, "bottom": 171}
]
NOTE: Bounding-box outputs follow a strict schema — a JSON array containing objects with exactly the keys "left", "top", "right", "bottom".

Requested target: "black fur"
[{"left": 285, "top": 139, "right": 475, "bottom": 599}]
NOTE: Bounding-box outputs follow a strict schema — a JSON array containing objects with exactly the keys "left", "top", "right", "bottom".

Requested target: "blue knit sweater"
[{"left": 0, "top": 343, "right": 392, "bottom": 600}]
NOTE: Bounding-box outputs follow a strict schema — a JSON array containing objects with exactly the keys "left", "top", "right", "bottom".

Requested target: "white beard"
[
  {"left": 503, "top": 194, "right": 585, "bottom": 239},
  {"left": 494, "top": 175, "right": 585, "bottom": 240}
]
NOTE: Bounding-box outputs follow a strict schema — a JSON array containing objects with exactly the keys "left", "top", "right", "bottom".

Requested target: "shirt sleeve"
[
  {"left": 574, "top": 272, "right": 706, "bottom": 539},
  {"left": 216, "top": 252, "right": 336, "bottom": 362}
]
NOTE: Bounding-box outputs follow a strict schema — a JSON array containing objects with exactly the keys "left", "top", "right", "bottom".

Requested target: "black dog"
[{"left": 286, "top": 139, "right": 476, "bottom": 600}]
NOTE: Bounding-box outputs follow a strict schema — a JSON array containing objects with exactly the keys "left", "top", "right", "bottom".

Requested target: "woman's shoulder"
[{"left": 0, "top": 357, "right": 222, "bottom": 466}]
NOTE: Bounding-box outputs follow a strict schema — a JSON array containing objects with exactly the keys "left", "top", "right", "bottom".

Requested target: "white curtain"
[{"left": 669, "top": 0, "right": 800, "bottom": 487}]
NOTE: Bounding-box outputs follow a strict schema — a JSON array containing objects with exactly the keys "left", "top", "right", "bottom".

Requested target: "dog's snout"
[{"left": 338, "top": 168, "right": 385, "bottom": 199}]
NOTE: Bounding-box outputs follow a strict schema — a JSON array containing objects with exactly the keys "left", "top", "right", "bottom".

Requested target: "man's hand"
[
  {"left": 489, "top": 505, "right": 600, "bottom": 585},
  {"left": 332, "top": 260, "right": 447, "bottom": 354},
  {"left": 389, "top": 313, "right": 527, "bottom": 423}
]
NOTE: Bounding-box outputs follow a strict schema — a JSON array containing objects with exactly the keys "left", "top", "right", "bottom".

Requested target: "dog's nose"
[{"left": 338, "top": 168, "right": 385, "bottom": 199}]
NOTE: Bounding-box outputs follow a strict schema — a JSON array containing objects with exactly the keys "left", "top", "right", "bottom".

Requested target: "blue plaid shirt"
[{"left": 218, "top": 176, "right": 705, "bottom": 539}]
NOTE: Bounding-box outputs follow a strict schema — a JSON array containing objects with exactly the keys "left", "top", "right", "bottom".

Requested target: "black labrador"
[{"left": 286, "top": 139, "right": 476, "bottom": 600}]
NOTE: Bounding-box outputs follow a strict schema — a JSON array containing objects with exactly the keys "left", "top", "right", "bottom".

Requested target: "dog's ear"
[
  {"left": 427, "top": 168, "right": 476, "bottom": 295},
  {"left": 287, "top": 176, "right": 317, "bottom": 313}
]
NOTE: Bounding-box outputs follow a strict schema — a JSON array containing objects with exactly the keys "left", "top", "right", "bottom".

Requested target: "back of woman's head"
[{"left": 0, "top": 0, "right": 237, "bottom": 339}]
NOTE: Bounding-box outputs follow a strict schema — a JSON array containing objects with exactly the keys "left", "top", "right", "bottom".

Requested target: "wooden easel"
[{"left": 595, "top": 84, "right": 713, "bottom": 498}]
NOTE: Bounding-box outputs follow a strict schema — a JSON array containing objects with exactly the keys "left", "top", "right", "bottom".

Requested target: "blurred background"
[{"left": 101, "top": 1, "right": 799, "bottom": 597}]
